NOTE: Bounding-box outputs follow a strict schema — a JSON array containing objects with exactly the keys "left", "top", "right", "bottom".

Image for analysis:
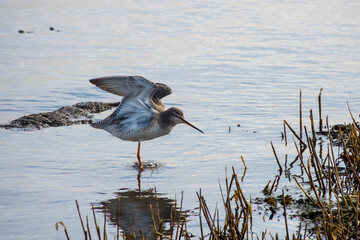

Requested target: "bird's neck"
[{"left": 159, "top": 109, "right": 176, "bottom": 129}]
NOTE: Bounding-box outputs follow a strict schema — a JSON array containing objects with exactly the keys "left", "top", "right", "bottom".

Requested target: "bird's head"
[{"left": 165, "top": 107, "right": 204, "bottom": 133}]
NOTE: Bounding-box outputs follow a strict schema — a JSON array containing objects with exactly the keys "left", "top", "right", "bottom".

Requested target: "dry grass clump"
[
  {"left": 269, "top": 90, "right": 360, "bottom": 239},
  {"left": 292, "top": 118, "right": 360, "bottom": 239},
  {"left": 197, "top": 167, "right": 252, "bottom": 239},
  {"left": 195, "top": 89, "right": 360, "bottom": 239}
]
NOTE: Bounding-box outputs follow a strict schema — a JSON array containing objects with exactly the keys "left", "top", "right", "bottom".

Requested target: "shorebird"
[{"left": 90, "top": 76, "right": 203, "bottom": 168}]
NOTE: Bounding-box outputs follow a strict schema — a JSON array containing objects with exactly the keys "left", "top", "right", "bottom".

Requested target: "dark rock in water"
[{"left": 0, "top": 101, "right": 119, "bottom": 130}]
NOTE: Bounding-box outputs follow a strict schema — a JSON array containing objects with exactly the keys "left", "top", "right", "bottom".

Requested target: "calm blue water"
[{"left": 1, "top": 0, "right": 360, "bottom": 239}]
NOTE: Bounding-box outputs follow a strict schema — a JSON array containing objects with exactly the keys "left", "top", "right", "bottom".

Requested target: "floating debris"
[
  {"left": 49, "top": 26, "right": 60, "bottom": 32},
  {"left": 18, "top": 30, "right": 33, "bottom": 34}
]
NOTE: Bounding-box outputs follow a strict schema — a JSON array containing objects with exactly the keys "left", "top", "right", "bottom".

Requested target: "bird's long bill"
[{"left": 182, "top": 119, "right": 204, "bottom": 133}]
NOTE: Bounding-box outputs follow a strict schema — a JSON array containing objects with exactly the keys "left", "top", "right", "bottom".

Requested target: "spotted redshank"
[{"left": 90, "top": 76, "right": 203, "bottom": 168}]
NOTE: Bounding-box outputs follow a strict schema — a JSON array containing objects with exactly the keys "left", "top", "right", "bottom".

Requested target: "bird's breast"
[{"left": 115, "top": 121, "right": 174, "bottom": 142}]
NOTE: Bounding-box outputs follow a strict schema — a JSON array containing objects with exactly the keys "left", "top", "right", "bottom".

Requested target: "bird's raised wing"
[
  {"left": 90, "top": 75, "right": 173, "bottom": 111},
  {"left": 151, "top": 83, "right": 172, "bottom": 111},
  {"left": 92, "top": 93, "right": 157, "bottom": 132},
  {"left": 89, "top": 75, "right": 157, "bottom": 98},
  {"left": 114, "top": 97, "right": 156, "bottom": 131},
  {"left": 153, "top": 83, "right": 172, "bottom": 100}
]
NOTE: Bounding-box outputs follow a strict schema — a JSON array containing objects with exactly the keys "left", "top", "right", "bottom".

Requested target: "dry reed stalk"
[
  {"left": 296, "top": 221, "right": 302, "bottom": 239},
  {"left": 270, "top": 141, "right": 283, "bottom": 173},
  {"left": 347, "top": 101, "right": 357, "bottom": 124},
  {"left": 309, "top": 109, "right": 316, "bottom": 142},
  {"left": 116, "top": 197, "right": 120, "bottom": 240},
  {"left": 232, "top": 167, "right": 250, "bottom": 208},
  {"left": 127, "top": 212, "right": 136, "bottom": 240},
  {"left": 197, "top": 168, "right": 253, "bottom": 240},
  {"left": 308, "top": 138, "right": 326, "bottom": 195},
  {"left": 293, "top": 137, "right": 311, "bottom": 178},
  {"left": 318, "top": 88, "right": 323, "bottom": 132},
  {"left": 103, "top": 206, "right": 107, "bottom": 240},
  {"left": 241, "top": 155, "right": 247, "bottom": 169},
  {"left": 283, "top": 120, "right": 307, "bottom": 148},
  {"left": 282, "top": 190, "right": 289, "bottom": 240},
  {"left": 154, "top": 231, "right": 172, "bottom": 239},
  {"left": 91, "top": 203, "right": 101, "bottom": 240},
  {"left": 293, "top": 176, "right": 317, "bottom": 205},
  {"left": 284, "top": 119, "right": 288, "bottom": 146},
  {"left": 76, "top": 200, "right": 88, "bottom": 239},
  {"left": 86, "top": 216, "right": 92, "bottom": 240},
  {"left": 269, "top": 175, "right": 280, "bottom": 196},
  {"left": 55, "top": 221, "right": 70, "bottom": 240},
  {"left": 300, "top": 89, "right": 303, "bottom": 140},
  {"left": 175, "top": 192, "right": 184, "bottom": 240},
  {"left": 150, "top": 204, "right": 157, "bottom": 237},
  {"left": 198, "top": 189, "right": 204, "bottom": 239},
  {"left": 197, "top": 191, "right": 218, "bottom": 240}
]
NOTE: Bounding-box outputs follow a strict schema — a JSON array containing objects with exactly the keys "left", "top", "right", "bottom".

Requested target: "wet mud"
[{"left": 0, "top": 101, "right": 119, "bottom": 130}]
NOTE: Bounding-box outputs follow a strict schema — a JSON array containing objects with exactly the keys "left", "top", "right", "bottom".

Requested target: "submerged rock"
[{"left": 0, "top": 101, "right": 119, "bottom": 130}]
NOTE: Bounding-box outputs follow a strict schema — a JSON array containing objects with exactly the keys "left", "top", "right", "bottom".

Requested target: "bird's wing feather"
[
  {"left": 90, "top": 75, "right": 173, "bottom": 112},
  {"left": 154, "top": 83, "right": 172, "bottom": 99},
  {"left": 89, "top": 76, "right": 157, "bottom": 98},
  {"left": 109, "top": 96, "right": 156, "bottom": 132},
  {"left": 149, "top": 83, "right": 172, "bottom": 111}
]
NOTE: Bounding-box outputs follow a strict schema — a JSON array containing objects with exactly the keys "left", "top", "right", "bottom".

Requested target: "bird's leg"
[{"left": 137, "top": 142, "right": 143, "bottom": 169}]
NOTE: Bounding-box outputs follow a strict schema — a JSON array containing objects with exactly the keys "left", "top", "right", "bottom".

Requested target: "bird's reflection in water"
[
  {"left": 131, "top": 162, "right": 163, "bottom": 191},
  {"left": 97, "top": 187, "right": 184, "bottom": 239}
]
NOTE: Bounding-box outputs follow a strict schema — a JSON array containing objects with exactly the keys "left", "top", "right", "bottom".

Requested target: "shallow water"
[{"left": 1, "top": 0, "right": 360, "bottom": 239}]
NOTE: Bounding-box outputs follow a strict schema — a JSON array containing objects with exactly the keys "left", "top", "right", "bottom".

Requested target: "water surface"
[{"left": 1, "top": 0, "right": 360, "bottom": 239}]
